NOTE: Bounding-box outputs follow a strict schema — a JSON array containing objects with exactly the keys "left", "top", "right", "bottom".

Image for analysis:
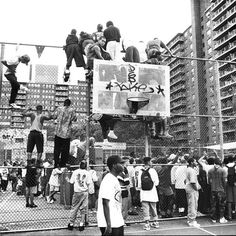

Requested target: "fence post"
[
  {"left": 215, "top": 61, "right": 224, "bottom": 161},
  {"left": 0, "top": 44, "right": 5, "bottom": 104}
]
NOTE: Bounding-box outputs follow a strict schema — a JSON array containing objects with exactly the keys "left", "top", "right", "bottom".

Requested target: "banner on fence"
[{"left": 92, "top": 60, "right": 170, "bottom": 116}]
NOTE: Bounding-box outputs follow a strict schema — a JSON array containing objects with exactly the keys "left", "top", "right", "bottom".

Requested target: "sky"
[{"left": 0, "top": 0, "right": 192, "bottom": 46}]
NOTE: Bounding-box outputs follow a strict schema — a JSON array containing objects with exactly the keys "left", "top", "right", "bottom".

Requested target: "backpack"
[
  {"left": 227, "top": 165, "right": 236, "bottom": 186},
  {"left": 141, "top": 168, "right": 154, "bottom": 191}
]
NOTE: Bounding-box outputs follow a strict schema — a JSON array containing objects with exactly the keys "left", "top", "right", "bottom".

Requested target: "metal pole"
[
  {"left": 215, "top": 61, "right": 224, "bottom": 161},
  {"left": 0, "top": 44, "right": 5, "bottom": 104},
  {"left": 144, "top": 123, "right": 149, "bottom": 157}
]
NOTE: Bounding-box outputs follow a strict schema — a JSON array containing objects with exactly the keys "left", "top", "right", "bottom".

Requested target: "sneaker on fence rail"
[
  {"left": 20, "top": 85, "right": 29, "bottom": 92},
  {"left": 9, "top": 103, "right": 21, "bottom": 109},
  {"left": 29, "top": 203, "right": 37, "bottom": 208},
  {"left": 143, "top": 223, "right": 151, "bottom": 231}
]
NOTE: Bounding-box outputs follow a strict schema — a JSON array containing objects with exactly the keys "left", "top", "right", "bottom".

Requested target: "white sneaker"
[
  {"left": 108, "top": 130, "right": 118, "bottom": 139},
  {"left": 20, "top": 85, "right": 29, "bottom": 92},
  {"left": 46, "top": 196, "right": 50, "bottom": 203},
  {"left": 9, "top": 103, "right": 21, "bottom": 109},
  {"left": 188, "top": 221, "right": 200, "bottom": 228},
  {"left": 143, "top": 223, "right": 150, "bottom": 231},
  {"left": 103, "top": 139, "right": 109, "bottom": 143},
  {"left": 219, "top": 217, "right": 228, "bottom": 224},
  {"left": 150, "top": 222, "right": 159, "bottom": 228}
]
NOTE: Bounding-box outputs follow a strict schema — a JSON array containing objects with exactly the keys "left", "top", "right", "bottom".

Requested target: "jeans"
[
  {"left": 142, "top": 201, "right": 158, "bottom": 221},
  {"left": 186, "top": 190, "right": 199, "bottom": 222},
  {"left": 211, "top": 191, "right": 226, "bottom": 220},
  {"left": 5, "top": 73, "right": 20, "bottom": 104},
  {"left": 53, "top": 135, "right": 70, "bottom": 167}
]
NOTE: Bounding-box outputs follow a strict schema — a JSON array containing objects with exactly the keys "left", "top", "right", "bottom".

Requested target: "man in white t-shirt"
[
  {"left": 67, "top": 160, "right": 93, "bottom": 231},
  {"left": 97, "top": 155, "right": 125, "bottom": 236}
]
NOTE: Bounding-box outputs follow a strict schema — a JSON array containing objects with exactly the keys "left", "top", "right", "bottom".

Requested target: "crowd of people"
[{"left": 1, "top": 21, "right": 236, "bottom": 236}]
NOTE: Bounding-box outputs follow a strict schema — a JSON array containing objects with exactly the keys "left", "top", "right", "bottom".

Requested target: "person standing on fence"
[
  {"left": 185, "top": 157, "right": 201, "bottom": 227},
  {"left": 97, "top": 155, "right": 125, "bottom": 236},
  {"left": 22, "top": 105, "right": 52, "bottom": 164},
  {"left": 103, "top": 21, "right": 121, "bottom": 61},
  {"left": 1, "top": 54, "right": 30, "bottom": 109},
  {"left": 63, "top": 29, "right": 86, "bottom": 82},
  {"left": 51, "top": 99, "right": 77, "bottom": 168},
  {"left": 67, "top": 160, "right": 93, "bottom": 231},
  {"left": 137, "top": 156, "right": 160, "bottom": 231}
]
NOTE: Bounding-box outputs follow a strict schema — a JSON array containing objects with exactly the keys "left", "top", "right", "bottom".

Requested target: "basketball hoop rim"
[{"left": 127, "top": 97, "right": 150, "bottom": 102}]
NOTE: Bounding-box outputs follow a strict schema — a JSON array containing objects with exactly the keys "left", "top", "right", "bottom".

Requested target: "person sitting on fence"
[
  {"left": 1, "top": 54, "right": 30, "bottom": 109},
  {"left": 145, "top": 37, "right": 173, "bottom": 61}
]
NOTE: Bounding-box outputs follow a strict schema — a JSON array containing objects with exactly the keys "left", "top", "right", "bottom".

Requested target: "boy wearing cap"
[
  {"left": 97, "top": 155, "right": 125, "bottom": 236},
  {"left": 1, "top": 54, "right": 30, "bottom": 109}
]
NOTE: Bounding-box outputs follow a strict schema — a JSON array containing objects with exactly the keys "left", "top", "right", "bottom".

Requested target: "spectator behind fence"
[
  {"left": 225, "top": 154, "right": 236, "bottom": 220},
  {"left": 47, "top": 167, "right": 63, "bottom": 203},
  {"left": 198, "top": 151, "right": 215, "bottom": 214},
  {"left": 137, "top": 156, "right": 159, "bottom": 231},
  {"left": 127, "top": 157, "right": 138, "bottom": 216},
  {"left": 173, "top": 155, "right": 188, "bottom": 216},
  {"left": 88, "top": 161, "right": 99, "bottom": 212},
  {"left": 67, "top": 160, "right": 93, "bottom": 231},
  {"left": 25, "top": 159, "right": 39, "bottom": 208},
  {"left": 185, "top": 157, "right": 201, "bottom": 228},
  {"left": 97, "top": 155, "right": 125, "bottom": 236},
  {"left": 155, "top": 153, "right": 178, "bottom": 218},
  {"left": 208, "top": 158, "right": 228, "bottom": 224},
  {"left": 117, "top": 156, "right": 130, "bottom": 225},
  {"left": 0, "top": 161, "right": 9, "bottom": 192}
]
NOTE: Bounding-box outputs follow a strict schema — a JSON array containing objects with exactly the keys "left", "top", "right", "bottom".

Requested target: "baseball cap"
[{"left": 21, "top": 54, "right": 30, "bottom": 65}]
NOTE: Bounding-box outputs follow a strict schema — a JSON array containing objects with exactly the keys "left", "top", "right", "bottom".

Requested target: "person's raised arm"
[
  {"left": 160, "top": 40, "right": 173, "bottom": 57},
  {"left": 22, "top": 107, "right": 33, "bottom": 117}
]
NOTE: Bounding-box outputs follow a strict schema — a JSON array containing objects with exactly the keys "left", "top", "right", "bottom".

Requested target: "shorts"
[
  {"left": 26, "top": 186, "right": 37, "bottom": 194},
  {"left": 50, "top": 185, "right": 60, "bottom": 192},
  {"left": 27, "top": 130, "right": 44, "bottom": 153}
]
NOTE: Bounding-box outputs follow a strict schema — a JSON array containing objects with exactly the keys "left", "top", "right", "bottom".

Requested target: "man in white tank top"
[{"left": 22, "top": 105, "right": 52, "bottom": 164}]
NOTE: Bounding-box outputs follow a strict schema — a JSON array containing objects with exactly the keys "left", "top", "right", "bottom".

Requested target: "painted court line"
[
  {"left": 126, "top": 222, "right": 236, "bottom": 235},
  {"left": 198, "top": 227, "right": 216, "bottom": 236}
]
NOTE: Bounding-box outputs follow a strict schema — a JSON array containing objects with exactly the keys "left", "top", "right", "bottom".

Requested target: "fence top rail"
[
  {"left": 0, "top": 163, "right": 188, "bottom": 169},
  {"left": 0, "top": 41, "right": 63, "bottom": 49},
  {"left": 163, "top": 54, "right": 236, "bottom": 65},
  {"left": 1, "top": 42, "right": 236, "bottom": 65}
]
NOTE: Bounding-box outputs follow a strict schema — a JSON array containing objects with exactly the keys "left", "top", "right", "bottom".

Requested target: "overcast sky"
[{"left": 0, "top": 0, "right": 192, "bottom": 46}]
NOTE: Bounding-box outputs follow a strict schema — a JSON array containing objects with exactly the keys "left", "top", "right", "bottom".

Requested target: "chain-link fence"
[{"left": 0, "top": 41, "right": 236, "bottom": 232}]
